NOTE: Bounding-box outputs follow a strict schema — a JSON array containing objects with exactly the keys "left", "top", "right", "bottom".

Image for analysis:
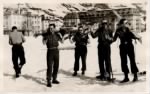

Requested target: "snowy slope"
[{"left": 3, "top": 32, "right": 147, "bottom": 92}]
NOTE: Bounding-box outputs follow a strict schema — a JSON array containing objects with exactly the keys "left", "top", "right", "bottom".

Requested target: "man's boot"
[
  {"left": 47, "top": 80, "right": 52, "bottom": 87},
  {"left": 133, "top": 73, "right": 138, "bottom": 82},
  {"left": 106, "top": 73, "right": 111, "bottom": 81},
  {"left": 96, "top": 74, "right": 106, "bottom": 81},
  {"left": 18, "top": 64, "right": 23, "bottom": 74},
  {"left": 81, "top": 71, "right": 85, "bottom": 75},
  {"left": 52, "top": 80, "right": 60, "bottom": 84},
  {"left": 15, "top": 68, "right": 20, "bottom": 78},
  {"left": 72, "top": 71, "right": 77, "bottom": 76},
  {"left": 120, "top": 73, "right": 129, "bottom": 83}
]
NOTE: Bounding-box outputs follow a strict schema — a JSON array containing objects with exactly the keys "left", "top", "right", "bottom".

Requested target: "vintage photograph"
[{"left": 3, "top": 2, "right": 147, "bottom": 92}]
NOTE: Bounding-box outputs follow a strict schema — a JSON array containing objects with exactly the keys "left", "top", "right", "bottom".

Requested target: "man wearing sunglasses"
[
  {"left": 90, "top": 20, "right": 113, "bottom": 81},
  {"left": 113, "top": 18, "right": 142, "bottom": 83}
]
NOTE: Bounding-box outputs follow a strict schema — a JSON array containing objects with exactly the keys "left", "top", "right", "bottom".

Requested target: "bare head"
[
  {"left": 48, "top": 24, "right": 56, "bottom": 32},
  {"left": 78, "top": 26, "right": 84, "bottom": 33},
  {"left": 12, "top": 26, "right": 17, "bottom": 32},
  {"left": 119, "top": 19, "right": 128, "bottom": 27}
]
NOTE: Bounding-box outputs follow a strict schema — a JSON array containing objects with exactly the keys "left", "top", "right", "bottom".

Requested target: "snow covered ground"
[{"left": 2, "top": 32, "right": 148, "bottom": 92}]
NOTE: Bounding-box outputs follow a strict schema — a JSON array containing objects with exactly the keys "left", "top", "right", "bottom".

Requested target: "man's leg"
[
  {"left": 97, "top": 45, "right": 105, "bottom": 80},
  {"left": 81, "top": 46, "right": 87, "bottom": 75},
  {"left": 73, "top": 47, "right": 80, "bottom": 76},
  {"left": 52, "top": 50, "right": 60, "bottom": 84},
  {"left": 119, "top": 45, "right": 129, "bottom": 83},
  {"left": 18, "top": 46, "right": 26, "bottom": 74},
  {"left": 104, "top": 46, "right": 111, "bottom": 80},
  {"left": 46, "top": 50, "right": 53, "bottom": 87},
  {"left": 127, "top": 44, "right": 139, "bottom": 82},
  {"left": 12, "top": 46, "right": 19, "bottom": 77}
]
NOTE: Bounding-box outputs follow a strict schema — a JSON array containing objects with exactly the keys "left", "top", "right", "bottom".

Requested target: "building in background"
[
  {"left": 4, "top": 8, "right": 27, "bottom": 34},
  {"left": 116, "top": 8, "right": 142, "bottom": 32},
  {"left": 63, "top": 12, "right": 80, "bottom": 27},
  {"left": 3, "top": 4, "right": 63, "bottom": 35},
  {"left": 41, "top": 15, "right": 51, "bottom": 31},
  {"left": 49, "top": 18, "right": 63, "bottom": 30},
  {"left": 4, "top": 3, "right": 146, "bottom": 35},
  {"left": 63, "top": 7, "right": 145, "bottom": 33},
  {"left": 62, "top": 12, "right": 80, "bottom": 32}
]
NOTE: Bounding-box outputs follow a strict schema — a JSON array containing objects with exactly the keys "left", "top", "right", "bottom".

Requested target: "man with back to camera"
[{"left": 9, "top": 26, "right": 26, "bottom": 78}]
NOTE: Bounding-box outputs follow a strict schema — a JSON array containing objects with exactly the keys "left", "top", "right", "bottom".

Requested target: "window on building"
[{"left": 71, "top": 22, "right": 75, "bottom": 26}]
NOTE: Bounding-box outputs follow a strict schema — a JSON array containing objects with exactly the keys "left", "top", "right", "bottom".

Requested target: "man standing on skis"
[
  {"left": 113, "top": 19, "right": 142, "bottom": 83},
  {"left": 90, "top": 20, "right": 113, "bottom": 81}
]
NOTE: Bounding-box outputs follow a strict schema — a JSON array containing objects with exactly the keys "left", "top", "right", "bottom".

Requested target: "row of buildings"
[
  {"left": 4, "top": 6, "right": 63, "bottom": 35},
  {"left": 4, "top": 4, "right": 146, "bottom": 36},
  {"left": 63, "top": 7, "right": 146, "bottom": 32}
]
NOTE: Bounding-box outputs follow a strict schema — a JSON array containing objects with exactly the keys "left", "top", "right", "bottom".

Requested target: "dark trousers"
[
  {"left": 46, "top": 49, "right": 59, "bottom": 81},
  {"left": 74, "top": 45, "right": 87, "bottom": 72},
  {"left": 119, "top": 43, "right": 139, "bottom": 74},
  {"left": 12, "top": 44, "right": 26, "bottom": 74},
  {"left": 98, "top": 44, "right": 111, "bottom": 76}
]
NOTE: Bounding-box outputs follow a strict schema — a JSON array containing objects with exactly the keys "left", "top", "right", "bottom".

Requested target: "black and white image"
[{"left": 2, "top": 2, "right": 148, "bottom": 92}]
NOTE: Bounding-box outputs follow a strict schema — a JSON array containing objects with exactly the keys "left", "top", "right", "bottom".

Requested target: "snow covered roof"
[
  {"left": 63, "top": 12, "right": 79, "bottom": 19},
  {"left": 4, "top": 3, "right": 146, "bottom": 18},
  {"left": 108, "top": 3, "right": 137, "bottom": 9},
  {"left": 29, "top": 4, "right": 70, "bottom": 17}
]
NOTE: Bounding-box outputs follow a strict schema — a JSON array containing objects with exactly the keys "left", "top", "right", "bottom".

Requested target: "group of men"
[{"left": 8, "top": 18, "right": 142, "bottom": 87}]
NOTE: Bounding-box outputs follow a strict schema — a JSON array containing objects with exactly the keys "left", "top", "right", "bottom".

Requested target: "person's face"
[
  {"left": 102, "top": 23, "right": 107, "bottom": 28},
  {"left": 49, "top": 25, "right": 55, "bottom": 32},
  {"left": 78, "top": 27, "right": 83, "bottom": 33},
  {"left": 123, "top": 20, "right": 128, "bottom": 27}
]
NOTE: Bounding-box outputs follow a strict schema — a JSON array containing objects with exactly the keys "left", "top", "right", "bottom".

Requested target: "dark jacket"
[
  {"left": 91, "top": 27, "right": 113, "bottom": 45},
  {"left": 42, "top": 31, "right": 62, "bottom": 49},
  {"left": 113, "top": 26, "right": 139, "bottom": 44},
  {"left": 73, "top": 31, "right": 89, "bottom": 46}
]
